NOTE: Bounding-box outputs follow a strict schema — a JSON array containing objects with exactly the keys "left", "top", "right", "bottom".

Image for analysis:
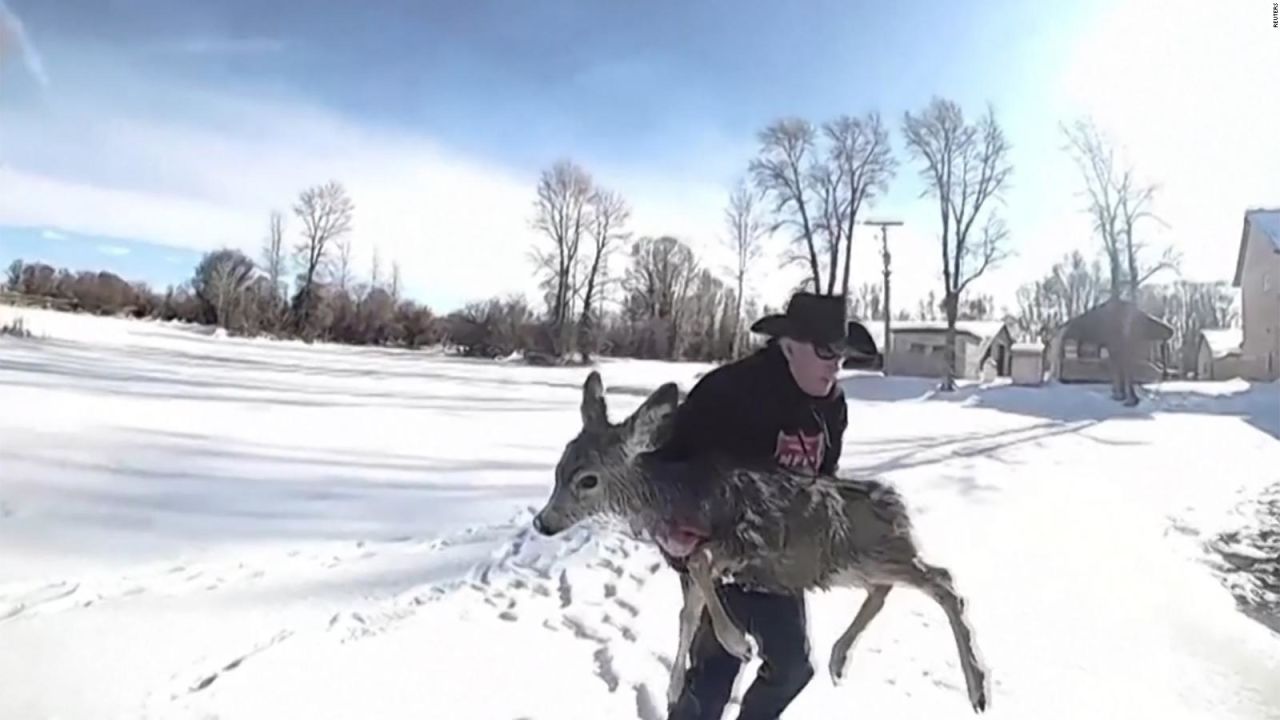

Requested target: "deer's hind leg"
[
  {"left": 903, "top": 560, "right": 990, "bottom": 713},
  {"left": 666, "top": 571, "right": 705, "bottom": 708},
  {"left": 828, "top": 584, "right": 891, "bottom": 684}
]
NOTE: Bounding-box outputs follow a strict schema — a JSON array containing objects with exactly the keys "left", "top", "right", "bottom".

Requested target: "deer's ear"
[
  {"left": 581, "top": 371, "right": 608, "bottom": 430},
  {"left": 624, "top": 382, "right": 680, "bottom": 449}
]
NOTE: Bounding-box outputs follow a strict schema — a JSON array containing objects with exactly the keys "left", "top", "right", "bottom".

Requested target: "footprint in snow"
[
  {"left": 611, "top": 597, "right": 640, "bottom": 618},
  {"left": 593, "top": 646, "right": 620, "bottom": 692},
  {"left": 597, "top": 558, "right": 625, "bottom": 578},
  {"left": 601, "top": 613, "right": 638, "bottom": 642},
  {"left": 633, "top": 683, "right": 664, "bottom": 720},
  {"left": 560, "top": 615, "right": 609, "bottom": 644},
  {"left": 557, "top": 570, "right": 572, "bottom": 608}
]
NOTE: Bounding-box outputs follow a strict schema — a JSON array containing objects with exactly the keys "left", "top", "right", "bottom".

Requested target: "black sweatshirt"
[{"left": 652, "top": 343, "right": 848, "bottom": 478}]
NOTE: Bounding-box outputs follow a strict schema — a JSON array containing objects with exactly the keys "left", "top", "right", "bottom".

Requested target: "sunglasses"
[{"left": 813, "top": 344, "right": 840, "bottom": 361}]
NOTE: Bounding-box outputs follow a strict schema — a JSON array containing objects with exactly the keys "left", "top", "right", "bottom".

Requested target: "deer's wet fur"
[{"left": 532, "top": 370, "right": 991, "bottom": 713}]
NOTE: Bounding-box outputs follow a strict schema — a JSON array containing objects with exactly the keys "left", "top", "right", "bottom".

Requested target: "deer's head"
[{"left": 532, "top": 371, "right": 680, "bottom": 536}]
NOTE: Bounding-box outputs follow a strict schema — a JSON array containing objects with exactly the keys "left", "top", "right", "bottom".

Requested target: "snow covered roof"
[
  {"left": 1199, "top": 328, "right": 1242, "bottom": 358},
  {"left": 888, "top": 320, "right": 1009, "bottom": 342},
  {"left": 1233, "top": 208, "right": 1280, "bottom": 287},
  {"left": 1053, "top": 297, "right": 1174, "bottom": 343}
]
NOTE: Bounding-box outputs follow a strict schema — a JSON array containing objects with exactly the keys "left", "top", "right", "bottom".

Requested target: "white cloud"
[
  {"left": 0, "top": 0, "right": 49, "bottom": 87},
  {"left": 148, "top": 37, "right": 287, "bottom": 56},
  {"left": 96, "top": 244, "right": 131, "bottom": 256},
  {"left": 4, "top": 1, "right": 1272, "bottom": 318},
  {"left": 40, "top": 228, "right": 67, "bottom": 241},
  {"left": 0, "top": 84, "right": 746, "bottom": 313}
]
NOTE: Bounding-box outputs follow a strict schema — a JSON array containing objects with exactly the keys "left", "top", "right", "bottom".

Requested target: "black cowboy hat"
[{"left": 750, "top": 292, "right": 878, "bottom": 357}]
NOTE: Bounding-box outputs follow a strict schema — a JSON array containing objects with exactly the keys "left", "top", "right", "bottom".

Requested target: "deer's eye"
[{"left": 576, "top": 474, "right": 599, "bottom": 491}]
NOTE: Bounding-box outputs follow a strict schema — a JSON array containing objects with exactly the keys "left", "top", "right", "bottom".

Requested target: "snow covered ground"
[{"left": 2, "top": 305, "right": 1279, "bottom": 720}]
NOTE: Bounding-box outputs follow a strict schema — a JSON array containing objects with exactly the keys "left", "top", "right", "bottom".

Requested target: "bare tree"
[
  {"left": 902, "top": 98, "right": 1013, "bottom": 390},
  {"left": 291, "top": 180, "right": 354, "bottom": 335},
  {"left": 623, "top": 236, "right": 701, "bottom": 359},
  {"left": 261, "top": 211, "right": 286, "bottom": 298},
  {"left": 531, "top": 160, "right": 594, "bottom": 357},
  {"left": 1139, "top": 280, "right": 1238, "bottom": 374},
  {"left": 722, "top": 179, "right": 768, "bottom": 356},
  {"left": 851, "top": 281, "right": 882, "bottom": 321},
  {"left": 258, "top": 211, "right": 286, "bottom": 330},
  {"left": 578, "top": 188, "right": 630, "bottom": 361},
  {"left": 390, "top": 259, "right": 402, "bottom": 302},
  {"left": 916, "top": 290, "right": 942, "bottom": 322},
  {"left": 750, "top": 119, "right": 822, "bottom": 292},
  {"left": 5, "top": 259, "right": 22, "bottom": 292},
  {"left": 824, "top": 113, "right": 896, "bottom": 299},
  {"left": 750, "top": 114, "right": 895, "bottom": 298},
  {"left": 334, "top": 237, "right": 354, "bottom": 294},
  {"left": 1062, "top": 119, "right": 1178, "bottom": 299},
  {"left": 193, "top": 248, "right": 258, "bottom": 330},
  {"left": 1062, "top": 118, "right": 1178, "bottom": 404},
  {"left": 1014, "top": 250, "right": 1109, "bottom": 344},
  {"left": 369, "top": 245, "right": 383, "bottom": 293}
]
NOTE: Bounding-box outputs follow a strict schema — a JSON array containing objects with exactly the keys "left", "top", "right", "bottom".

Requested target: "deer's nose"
[{"left": 532, "top": 513, "right": 549, "bottom": 535}]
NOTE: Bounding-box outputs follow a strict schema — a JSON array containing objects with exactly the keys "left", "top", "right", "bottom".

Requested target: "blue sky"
[{"left": 1, "top": 0, "right": 1276, "bottom": 313}]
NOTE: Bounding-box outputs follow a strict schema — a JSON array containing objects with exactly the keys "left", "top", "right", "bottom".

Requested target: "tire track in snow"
[
  {"left": 0, "top": 581, "right": 82, "bottom": 624},
  {"left": 0, "top": 535, "right": 447, "bottom": 627}
]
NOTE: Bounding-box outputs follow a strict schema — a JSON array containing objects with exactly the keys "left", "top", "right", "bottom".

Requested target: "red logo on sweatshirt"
[{"left": 774, "top": 430, "right": 825, "bottom": 471}]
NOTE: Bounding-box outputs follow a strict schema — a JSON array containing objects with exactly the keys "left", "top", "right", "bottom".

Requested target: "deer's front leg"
[
  {"left": 667, "top": 572, "right": 703, "bottom": 708},
  {"left": 686, "top": 550, "right": 753, "bottom": 661}
]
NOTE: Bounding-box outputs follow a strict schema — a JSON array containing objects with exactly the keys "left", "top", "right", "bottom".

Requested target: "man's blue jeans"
[{"left": 668, "top": 583, "right": 813, "bottom": 720}]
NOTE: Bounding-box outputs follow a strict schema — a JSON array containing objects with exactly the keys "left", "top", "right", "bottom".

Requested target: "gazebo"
[{"left": 1047, "top": 298, "right": 1174, "bottom": 383}]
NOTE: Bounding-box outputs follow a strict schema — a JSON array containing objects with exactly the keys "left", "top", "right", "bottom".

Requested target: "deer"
[{"left": 531, "top": 371, "right": 991, "bottom": 713}]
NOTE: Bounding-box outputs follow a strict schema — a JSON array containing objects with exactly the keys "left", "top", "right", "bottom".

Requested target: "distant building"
[
  {"left": 1047, "top": 298, "right": 1173, "bottom": 384},
  {"left": 881, "top": 320, "right": 1014, "bottom": 380},
  {"left": 1010, "top": 342, "right": 1047, "bottom": 386},
  {"left": 1195, "top": 327, "right": 1244, "bottom": 380},
  {"left": 1232, "top": 208, "right": 1280, "bottom": 381}
]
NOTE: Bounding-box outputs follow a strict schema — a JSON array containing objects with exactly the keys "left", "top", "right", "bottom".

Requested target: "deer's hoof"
[
  {"left": 828, "top": 648, "right": 849, "bottom": 685},
  {"left": 968, "top": 669, "right": 991, "bottom": 713}
]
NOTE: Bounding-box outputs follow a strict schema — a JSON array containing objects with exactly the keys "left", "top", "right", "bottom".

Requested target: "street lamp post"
[{"left": 862, "top": 218, "right": 903, "bottom": 367}]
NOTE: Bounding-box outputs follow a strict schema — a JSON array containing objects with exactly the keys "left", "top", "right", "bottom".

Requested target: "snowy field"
[{"left": 2, "top": 305, "right": 1279, "bottom": 720}]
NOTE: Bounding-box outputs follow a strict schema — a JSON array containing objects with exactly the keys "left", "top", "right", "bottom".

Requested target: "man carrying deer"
[
  {"left": 532, "top": 290, "right": 989, "bottom": 716},
  {"left": 646, "top": 292, "right": 875, "bottom": 720}
]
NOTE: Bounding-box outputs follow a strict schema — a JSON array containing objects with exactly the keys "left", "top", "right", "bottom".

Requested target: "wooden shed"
[
  {"left": 1011, "top": 343, "right": 1046, "bottom": 385},
  {"left": 1195, "top": 328, "right": 1243, "bottom": 380},
  {"left": 1047, "top": 298, "right": 1173, "bottom": 384},
  {"left": 884, "top": 320, "right": 1014, "bottom": 380}
]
